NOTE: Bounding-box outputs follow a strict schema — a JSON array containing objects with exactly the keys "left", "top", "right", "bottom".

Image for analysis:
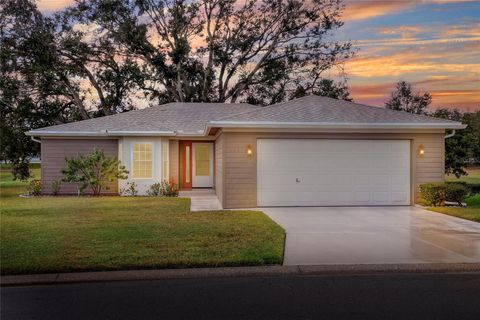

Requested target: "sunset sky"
[{"left": 37, "top": 0, "right": 480, "bottom": 111}]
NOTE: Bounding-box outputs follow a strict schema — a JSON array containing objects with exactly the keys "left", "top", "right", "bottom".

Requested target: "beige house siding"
[
  {"left": 169, "top": 139, "right": 179, "bottom": 184},
  {"left": 221, "top": 132, "right": 445, "bottom": 209},
  {"left": 41, "top": 138, "right": 119, "bottom": 195},
  {"left": 214, "top": 133, "right": 224, "bottom": 207},
  {"left": 413, "top": 134, "right": 445, "bottom": 188}
]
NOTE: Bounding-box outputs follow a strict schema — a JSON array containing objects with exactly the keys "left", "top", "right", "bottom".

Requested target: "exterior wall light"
[
  {"left": 246, "top": 145, "right": 253, "bottom": 156},
  {"left": 418, "top": 145, "right": 425, "bottom": 156}
]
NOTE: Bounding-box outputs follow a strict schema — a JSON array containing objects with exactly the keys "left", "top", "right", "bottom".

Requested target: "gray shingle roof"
[
  {"left": 29, "top": 102, "right": 260, "bottom": 135},
  {"left": 211, "top": 95, "right": 463, "bottom": 126},
  {"left": 28, "top": 96, "right": 464, "bottom": 137}
]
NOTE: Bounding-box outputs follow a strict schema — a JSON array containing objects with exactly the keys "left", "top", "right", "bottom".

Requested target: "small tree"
[
  {"left": 62, "top": 148, "right": 128, "bottom": 196},
  {"left": 432, "top": 108, "right": 480, "bottom": 177},
  {"left": 385, "top": 81, "right": 431, "bottom": 115}
]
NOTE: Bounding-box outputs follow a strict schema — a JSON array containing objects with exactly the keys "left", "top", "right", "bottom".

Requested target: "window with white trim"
[
  {"left": 132, "top": 143, "right": 152, "bottom": 179},
  {"left": 162, "top": 141, "right": 169, "bottom": 180}
]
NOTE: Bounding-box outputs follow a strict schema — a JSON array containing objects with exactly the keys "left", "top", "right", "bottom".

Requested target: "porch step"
[{"left": 179, "top": 190, "right": 223, "bottom": 211}]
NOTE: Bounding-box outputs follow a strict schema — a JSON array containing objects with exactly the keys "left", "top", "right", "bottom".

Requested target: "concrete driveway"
[{"left": 262, "top": 206, "right": 480, "bottom": 265}]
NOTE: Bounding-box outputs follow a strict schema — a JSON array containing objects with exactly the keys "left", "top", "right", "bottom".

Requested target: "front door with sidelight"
[{"left": 192, "top": 143, "right": 214, "bottom": 188}]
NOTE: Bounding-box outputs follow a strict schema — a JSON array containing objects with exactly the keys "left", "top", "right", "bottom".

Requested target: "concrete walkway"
[
  {"left": 262, "top": 206, "right": 480, "bottom": 265},
  {"left": 179, "top": 189, "right": 222, "bottom": 211}
]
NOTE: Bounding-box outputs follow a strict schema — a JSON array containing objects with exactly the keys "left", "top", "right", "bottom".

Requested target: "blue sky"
[{"left": 337, "top": 0, "right": 480, "bottom": 110}]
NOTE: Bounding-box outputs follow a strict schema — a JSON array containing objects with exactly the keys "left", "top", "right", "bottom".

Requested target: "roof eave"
[
  {"left": 207, "top": 121, "right": 467, "bottom": 130},
  {"left": 25, "top": 130, "right": 178, "bottom": 137}
]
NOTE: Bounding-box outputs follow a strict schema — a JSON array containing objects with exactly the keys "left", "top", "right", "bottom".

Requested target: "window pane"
[
  {"left": 163, "top": 142, "right": 169, "bottom": 180},
  {"left": 196, "top": 161, "right": 209, "bottom": 176},
  {"left": 186, "top": 146, "right": 190, "bottom": 183},
  {"left": 195, "top": 145, "right": 210, "bottom": 176},
  {"left": 145, "top": 167, "right": 152, "bottom": 177},
  {"left": 163, "top": 161, "right": 169, "bottom": 180},
  {"left": 132, "top": 143, "right": 153, "bottom": 179}
]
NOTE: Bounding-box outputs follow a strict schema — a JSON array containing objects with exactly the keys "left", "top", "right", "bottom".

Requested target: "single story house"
[{"left": 27, "top": 95, "right": 465, "bottom": 208}]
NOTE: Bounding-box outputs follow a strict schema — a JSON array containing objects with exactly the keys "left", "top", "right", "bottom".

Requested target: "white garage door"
[{"left": 257, "top": 139, "right": 410, "bottom": 206}]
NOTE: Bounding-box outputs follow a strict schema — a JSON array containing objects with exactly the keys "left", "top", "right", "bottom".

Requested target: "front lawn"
[
  {"left": 426, "top": 167, "right": 480, "bottom": 223},
  {"left": 446, "top": 166, "right": 480, "bottom": 184},
  {"left": 428, "top": 194, "right": 480, "bottom": 223},
  {"left": 0, "top": 166, "right": 285, "bottom": 275}
]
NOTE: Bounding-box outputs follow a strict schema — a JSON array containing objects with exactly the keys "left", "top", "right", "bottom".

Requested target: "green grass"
[
  {"left": 428, "top": 193, "right": 480, "bottom": 223},
  {"left": 465, "top": 194, "right": 480, "bottom": 206},
  {"left": 428, "top": 206, "right": 480, "bottom": 223},
  {"left": 0, "top": 163, "right": 41, "bottom": 198},
  {"left": 0, "top": 166, "right": 285, "bottom": 275},
  {"left": 445, "top": 166, "right": 480, "bottom": 184},
  {"left": 428, "top": 166, "right": 480, "bottom": 223}
]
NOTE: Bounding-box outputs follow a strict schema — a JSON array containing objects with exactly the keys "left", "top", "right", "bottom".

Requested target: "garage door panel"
[
  {"left": 257, "top": 139, "right": 410, "bottom": 206},
  {"left": 391, "top": 192, "right": 409, "bottom": 204}
]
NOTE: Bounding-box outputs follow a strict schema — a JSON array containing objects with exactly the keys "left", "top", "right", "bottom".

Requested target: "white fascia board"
[{"left": 207, "top": 121, "right": 467, "bottom": 130}]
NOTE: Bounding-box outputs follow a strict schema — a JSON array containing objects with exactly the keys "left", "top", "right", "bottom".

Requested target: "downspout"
[
  {"left": 444, "top": 130, "right": 456, "bottom": 139},
  {"left": 31, "top": 136, "right": 41, "bottom": 144}
]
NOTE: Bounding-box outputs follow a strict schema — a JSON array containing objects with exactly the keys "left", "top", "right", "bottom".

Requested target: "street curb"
[{"left": 2, "top": 263, "right": 480, "bottom": 287}]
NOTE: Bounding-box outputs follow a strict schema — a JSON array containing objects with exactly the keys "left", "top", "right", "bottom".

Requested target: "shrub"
[
  {"left": 467, "top": 183, "right": 480, "bottom": 195},
  {"left": 446, "top": 181, "right": 468, "bottom": 186},
  {"left": 51, "top": 180, "right": 62, "bottom": 195},
  {"left": 445, "top": 183, "right": 470, "bottom": 206},
  {"left": 466, "top": 194, "right": 480, "bottom": 207},
  {"left": 62, "top": 148, "right": 129, "bottom": 196},
  {"left": 27, "top": 179, "right": 42, "bottom": 196},
  {"left": 419, "top": 183, "right": 445, "bottom": 206},
  {"left": 147, "top": 183, "right": 162, "bottom": 196},
  {"left": 447, "top": 181, "right": 480, "bottom": 194},
  {"left": 11, "top": 162, "right": 31, "bottom": 181},
  {"left": 120, "top": 182, "right": 138, "bottom": 196},
  {"left": 161, "top": 179, "right": 179, "bottom": 197}
]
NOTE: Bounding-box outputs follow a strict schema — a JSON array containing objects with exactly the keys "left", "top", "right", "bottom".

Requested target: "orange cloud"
[
  {"left": 37, "top": 0, "right": 74, "bottom": 12},
  {"left": 376, "top": 25, "right": 422, "bottom": 37},
  {"left": 342, "top": 0, "right": 417, "bottom": 21},
  {"left": 350, "top": 82, "right": 480, "bottom": 111},
  {"left": 349, "top": 74, "right": 480, "bottom": 111},
  {"left": 342, "top": 0, "right": 477, "bottom": 21},
  {"left": 441, "top": 23, "right": 480, "bottom": 37},
  {"left": 429, "top": 0, "right": 477, "bottom": 3},
  {"left": 345, "top": 48, "right": 480, "bottom": 78}
]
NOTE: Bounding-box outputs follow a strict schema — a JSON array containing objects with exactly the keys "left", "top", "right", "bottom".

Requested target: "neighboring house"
[{"left": 26, "top": 95, "right": 465, "bottom": 209}]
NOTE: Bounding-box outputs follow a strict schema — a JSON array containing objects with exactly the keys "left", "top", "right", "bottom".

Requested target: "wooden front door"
[{"left": 179, "top": 141, "right": 215, "bottom": 190}]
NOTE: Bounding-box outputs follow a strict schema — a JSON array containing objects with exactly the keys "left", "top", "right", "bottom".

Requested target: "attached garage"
[{"left": 257, "top": 139, "right": 411, "bottom": 206}]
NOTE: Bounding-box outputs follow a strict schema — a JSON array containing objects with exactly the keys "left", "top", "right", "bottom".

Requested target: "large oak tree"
[
  {"left": 1, "top": 0, "right": 353, "bottom": 178},
  {"left": 72, "top": 0, "right": 354, "bottom": 104},
  {"left": 1, "top": 0, "right": 143, "bottom": 177}
]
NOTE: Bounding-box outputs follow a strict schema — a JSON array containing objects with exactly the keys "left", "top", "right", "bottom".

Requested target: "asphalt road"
[{"left": 2, "top": 273, "right": 480, "bottom": 320}]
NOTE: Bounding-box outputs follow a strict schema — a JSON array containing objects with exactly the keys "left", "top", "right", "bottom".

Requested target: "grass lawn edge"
[
  {"left": 2, "top": 165, "right": 286, "bottom": 276},
  {"left": 425, "top": 206, "right": 480, "bottom": 223}
]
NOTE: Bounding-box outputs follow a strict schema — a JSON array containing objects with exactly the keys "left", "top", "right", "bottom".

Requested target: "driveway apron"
[{"left": 262, "top": 206, "right": 480, "bottom": 265}]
